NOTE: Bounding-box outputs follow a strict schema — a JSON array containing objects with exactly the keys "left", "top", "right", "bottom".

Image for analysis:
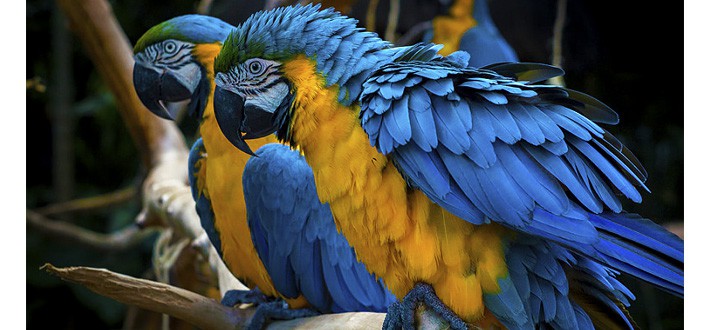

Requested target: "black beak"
[
  {"left": 133, "top": 61, "right": 190, "bottom": 120},
  {"left": 214, "top": 85, "right": 284, "bottom": 156},
  {"left": 214, "top": 86, "right": 255, "bottom": 155}
]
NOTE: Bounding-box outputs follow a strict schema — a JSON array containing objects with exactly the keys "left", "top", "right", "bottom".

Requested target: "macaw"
[
  {"left": 211, "top": 5, "right": 684, "bottom": 329},
  {"left": 427, "top": 0, "right": 518, "bottom": 67},
  {"left": 131, "top": 14, "right": 396, "bottom": 323}
]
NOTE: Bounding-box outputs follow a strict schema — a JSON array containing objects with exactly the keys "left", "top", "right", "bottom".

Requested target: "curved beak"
[
  {"left": 214, "top": 85, "right": 255, "bottom": 155},
  {"left": 133, "top": 61, "right": 190, "bottom": 120}
]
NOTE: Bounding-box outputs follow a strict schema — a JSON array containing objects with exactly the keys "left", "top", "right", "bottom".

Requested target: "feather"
[{"left": 242, "top": 144, "right": 396, "bottom": 312}]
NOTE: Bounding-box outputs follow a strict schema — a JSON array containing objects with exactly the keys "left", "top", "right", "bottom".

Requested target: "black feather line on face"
[{"left": 275, "top": 81, "right": 295, "bottom": 144}]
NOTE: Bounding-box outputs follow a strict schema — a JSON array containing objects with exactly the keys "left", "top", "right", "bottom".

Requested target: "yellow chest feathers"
[{"left": 281, "top": 55, "right": 509, "bottom": 323}]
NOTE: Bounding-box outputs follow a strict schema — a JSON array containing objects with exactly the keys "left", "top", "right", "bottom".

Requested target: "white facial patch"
[
  {"left": 172, "top": 62, "right": 201, "bottom": 93},
  {"left": 244, "top": 82, "right": 289, "bottom": 113}
]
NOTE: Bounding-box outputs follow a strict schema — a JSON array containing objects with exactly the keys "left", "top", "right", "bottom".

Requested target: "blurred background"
[{"left": 26, "top": 0, "right": 683, "bottom": 328}]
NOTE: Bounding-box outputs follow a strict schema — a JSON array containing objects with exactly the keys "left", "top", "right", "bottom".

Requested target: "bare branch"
[
  {"left": 267, "top": 312, "right": 386, "bottom": 329},
  {"left": 395, "top": 21, "right": 432, "bottom": 46},
  {"left": 664, "top": 222, "right": 684, "bottom": 239},
  {"left": 196, "top": 0, "right": 214, "bottom": 15},
  {"left": 42, "top": 264, "right": 389, "bottom": 329},
  {"left": 55, "top": 0, "right": 187, "bottom": 169},
  {"left": 35, "top": 186, "right": 137, "bottom": 216},
  {"left": 27, "top": 209, "right": 156, "bottom": 251},
  {"left": 41, "top": 264, "right": 251, "bottom": 330},
  {"left": 366, "top": 0, "right": 381, "bottom": 33},
  {"left": 384, "top": 0, "right": 400, "bottom": 42},
  {"left": 57, "top": 0, "right": 247, "bottom": 299},
  {"left": 549, "top": 0, "right": 567, "bottom": 86}
]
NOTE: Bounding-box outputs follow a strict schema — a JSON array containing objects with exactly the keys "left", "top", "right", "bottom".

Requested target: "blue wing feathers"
[
  {"left": 497, "top": 144, "right": 569, "bottom": 214},
  {"left": 498, "top": 236, "right": 637, "bottom": 329},
  {"left": 507, "top": 103, "right": 546, "bottom": 145},
  {"left": 359, "top": 51, "right": 682, "bottom": 302},
  {"left": 187, "top": 139, "right": 223, "bottom": 258},
  {"left": 243, "top": 143, "right": 395, "bottom": 313}
]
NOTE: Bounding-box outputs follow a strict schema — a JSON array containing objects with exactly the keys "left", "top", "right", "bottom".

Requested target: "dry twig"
[
  {"left": 27, "top": 209, "right": 156, "bottom": 251},
  {"left": 35, "top": 186, "right": 137, "bottom": 216},
  {"left": 549, "top": 0, "right": 567, "bottom": 86},
  {"left": 54, "top": 0, "right": 245, "bottom": 311}
]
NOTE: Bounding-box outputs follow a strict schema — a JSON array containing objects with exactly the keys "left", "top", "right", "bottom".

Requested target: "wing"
[
  {"left": 242, "top": 143, "right": 396, "bottom": 313},
  {"left": 359, "top": 45, "right": 682, "bottom": 296},
  {"left": 188, "top": 138, "right": 223, "bottom": 257},
  {"left": 490, "top": 234, "right": 636, "bottom": 330},
  {"left": 459, "top": 0, "right": 519, "bottom": 67}
]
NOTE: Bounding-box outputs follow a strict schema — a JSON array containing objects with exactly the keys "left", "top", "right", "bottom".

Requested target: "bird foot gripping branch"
[{"left": 383, "top": 283, "right": 469, "bottom": 330}]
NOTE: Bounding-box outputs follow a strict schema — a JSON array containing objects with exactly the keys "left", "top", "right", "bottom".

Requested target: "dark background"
[{"left": 26, "top": 0, "right": 683, "bottom": 328}]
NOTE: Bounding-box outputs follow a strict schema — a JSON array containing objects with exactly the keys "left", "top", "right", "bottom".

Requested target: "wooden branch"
[
  {"left": 395, "top": 21, "right": 432, "bottom": 46},
  {"left": 41, "top": 264, "right": 251, "bottom": 330},
  {"left": 42, "top": 264, "right": 388, "bottom": 329},
  {"left": 56, "top": 0, "right": 246, "bottom": 299},
  {"left": 366, "top": 0, "right": 381, "bottom": 33},
  {"left": 35, "top": 186, "right": 137, "bottom": 216},
  {"left": 55, "top": 0, "right": 186, "bottom": 169},
  {"left": 268, "top": 312, "right": 385, "bottom": 329},
  {"left": 549, "top": 0, "right": 567, "bottom": 86},
  {"left": 384, "top": 0, "right": 400, "bottom": 42},
  {"left": 664, "top": 222, "right": 684, "bottom": 239},
  {"left": 196, "top": 0, "right": 214, "bottom": 15},
  {"left": 27, "top": 209, "right": 157, "bottom": 251}
]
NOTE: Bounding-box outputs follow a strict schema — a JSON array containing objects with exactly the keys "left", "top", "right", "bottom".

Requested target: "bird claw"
[
  {"left": 383, "top": 283, "right": 468, "bottom": 330},
  {"left": 246, "top": 300, "right": 320, "bottom": 330},
  {"left": 221, "top": 287, "right": 271, "bottom": 307}
]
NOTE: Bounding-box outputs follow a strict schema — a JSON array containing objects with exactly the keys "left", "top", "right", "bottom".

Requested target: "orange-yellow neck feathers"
[
  {"left": 189, "top": 42, "right": 295, "bottom": 306},
  {"left": 192, "top": 42, "right": 222, "bottom": 83}
]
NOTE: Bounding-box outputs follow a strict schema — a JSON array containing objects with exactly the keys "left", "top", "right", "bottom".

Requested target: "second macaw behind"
[
  {"left": 132, "top": 14, "right": 396, "bottom": 324},
  {"left": 212, "top": 5, "right": 684, "bottom": 329},
  {"left": 428, "top": 0, "right": 518, "bottom": 67}
]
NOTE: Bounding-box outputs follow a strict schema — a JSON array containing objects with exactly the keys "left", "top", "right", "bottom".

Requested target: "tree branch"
[
  {"left": 664, "top": 222, "right": 684, "bottom": 239},
  {"left": 27, "top": 209, "right": 156, "bottom": 251},
  {"left": 41, "top": 264, "right": 252, "bottom": 330},
  {"left": 34, "top": 186, "right": 137, "bottom": 217},
  {"left": 395, "top": 21, "right": 432, "bottom": 46},
  {"left": 384, "top": 0, "right": 400, "bottom": 42},
  {"left": 55, "top": 0, "right": 246, "bottom": 299},
  {"left": 55, "top": 0, "right": 186, "bottom": 169},
  {"left": 549, "top": 0, "right": 567, "bottom": 86},
  {"left": 196, "top": 0, "right": 214, "bottom": 15},
  {"left": 42, "top": 264, "right": 388, "bottom": 329}
]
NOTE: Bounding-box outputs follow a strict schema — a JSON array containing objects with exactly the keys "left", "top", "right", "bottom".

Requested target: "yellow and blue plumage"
[
  {"left": 212, "top": 5, "right": 683, "bottom": 329},
  {"left": 132, "top": 14, "right": 396, "bottom": 322},
  {"left": 427, "top": 0, "right": 518, "bottom": 66}
]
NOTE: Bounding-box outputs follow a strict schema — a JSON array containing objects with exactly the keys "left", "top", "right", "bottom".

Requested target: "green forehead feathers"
[
  {"left": 133, "top": 15, "right": 234, "bottom": 54},
  {"left": 214, "top": 4, "right": 356, "bottom": 73}
]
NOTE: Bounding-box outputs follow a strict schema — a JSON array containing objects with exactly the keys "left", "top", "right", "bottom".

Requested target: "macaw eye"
[
  {"left": 248, "top": 61, "right": 264, "bottom": 75},
  {"left": 163, "top": 41, "right": 178, "bottom": 54}
]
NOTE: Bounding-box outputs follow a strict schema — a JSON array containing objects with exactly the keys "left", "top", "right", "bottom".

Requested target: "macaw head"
[
  {"left": 212, "top": 4, "right": 389, "bottom": 155},
  {"left": 133, "top": 15, "right": 234, "bottom": 121}
]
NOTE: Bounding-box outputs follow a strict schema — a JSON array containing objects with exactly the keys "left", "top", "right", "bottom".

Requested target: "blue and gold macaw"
[
  {"left": 132, "top": 14, "right": 396, "bottom": 322},
  {"left": 427, "top": 0, "right": 518, "bottom": 67},
  {"left": 212, "top": 5, "right": 683, "bottom": 329}
]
